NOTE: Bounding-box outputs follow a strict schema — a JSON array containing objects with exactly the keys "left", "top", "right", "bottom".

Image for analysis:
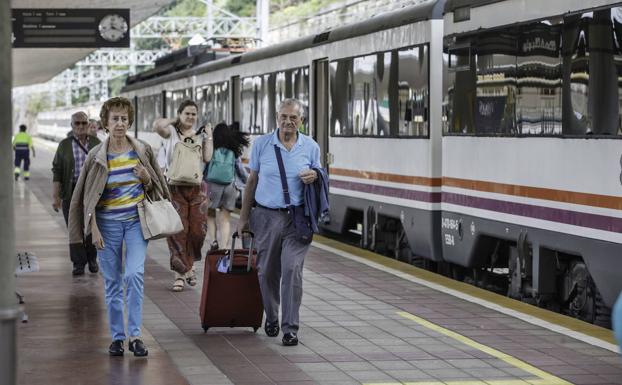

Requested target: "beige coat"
[{"left": 68, "top": 136, "right": 170, "bottom": 244}]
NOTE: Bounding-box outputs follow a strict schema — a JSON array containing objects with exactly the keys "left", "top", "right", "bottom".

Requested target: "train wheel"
[
  {"left": 567, "top": 261, "right": 594, "bottom": 322},
  {"left": 566, "top": 261, "right": 611, "bottom": 326}
]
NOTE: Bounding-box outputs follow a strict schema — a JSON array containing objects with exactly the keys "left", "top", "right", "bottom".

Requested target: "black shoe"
[
  {"left": 109, "top": 340, "right": 124, "bottom": 356},
  {"left": 72, "top": 266, "right": 85, "bottom": 276},
  {"left": 264, "top": 320, "right": 279, "bottom": 337},
  {"left": 24, "top": 177, "right": 29, "bottom": 181},
  {"left": 88, "top": 259, "right": 99, "bottom": 274},
  {"left": 282, "top": 333, "right": 298, "bottom": 346},
  {"left": 128, "top": 339, "right": 148, "bottom": 357},
  {"left": 208, "top": 240, "right": 219, "bottom": 253}
]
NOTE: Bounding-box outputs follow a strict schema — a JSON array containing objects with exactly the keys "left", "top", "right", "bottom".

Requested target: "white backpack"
[{"left": 166, "top": 136, "right": 202, "bottom": 185}]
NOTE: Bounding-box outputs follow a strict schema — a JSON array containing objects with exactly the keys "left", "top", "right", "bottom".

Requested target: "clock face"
[{"left": 98, "top": 14, "right": 128, "bottom": 42}]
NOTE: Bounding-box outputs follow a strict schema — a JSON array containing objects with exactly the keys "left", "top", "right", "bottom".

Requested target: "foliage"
[
  {"left": 163, "top": 0, "right": 207, "bottom": 16},
  {"left": 225, "top": 0, "right": 256, "bottom": 17},
  {"left": 108, "top": 76, "right": 129, "bottom": 98},
  {"left": 271, "top": 0, "right": 337, "bottom": 26},
  {"left": 26, "top": 94, "right": 50, "bottom": 115}
]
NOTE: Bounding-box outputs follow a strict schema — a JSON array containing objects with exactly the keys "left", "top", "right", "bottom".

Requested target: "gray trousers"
[{"left": 250, "top": 207, "right": 310, "bottom": 335}]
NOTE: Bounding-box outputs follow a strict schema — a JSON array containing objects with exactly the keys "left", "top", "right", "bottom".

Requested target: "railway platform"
[{"left": 13, "top": 142, "right": 622, "bottom": 385}]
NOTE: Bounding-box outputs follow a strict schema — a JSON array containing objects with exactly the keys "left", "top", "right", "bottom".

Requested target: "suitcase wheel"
[
  {"left": 253, "top": 327, "right": 259, "bottom": 333},
  {"left": 203, "top": 326, "right": 209, "bottom": 333}
]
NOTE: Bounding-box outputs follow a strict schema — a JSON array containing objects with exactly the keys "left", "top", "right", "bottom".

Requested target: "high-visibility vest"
[{"left": 13, "top": 132, "right": 33, "bottom": 151}]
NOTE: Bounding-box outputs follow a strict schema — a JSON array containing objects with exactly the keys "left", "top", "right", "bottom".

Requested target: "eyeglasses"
[{"left": 73, "top": 121, "right": 88, "bottom": 125}]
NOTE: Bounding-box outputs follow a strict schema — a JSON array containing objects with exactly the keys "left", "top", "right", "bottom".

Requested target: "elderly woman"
[
  {"left": 69, "top": 97, "right": 168, "bottom": 357},
  {"left": 153, "top": 100, "right": 210, "bottom": 292}
]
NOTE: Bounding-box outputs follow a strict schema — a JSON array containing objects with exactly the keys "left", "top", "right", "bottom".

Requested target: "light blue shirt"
[{"left": 250, "top": 129, "right": 321, "bottom": 208}]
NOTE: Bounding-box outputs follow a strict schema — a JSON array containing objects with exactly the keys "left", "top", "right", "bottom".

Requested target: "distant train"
[
  {"left": 117, "top": 0, "right": 622, "bottom": 326},
  {"left": 36, "top": 106, "right": 101, "bottom": 141}
]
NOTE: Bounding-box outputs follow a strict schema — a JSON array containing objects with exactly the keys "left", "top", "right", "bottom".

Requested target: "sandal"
[
  {"left": 172, "top": 277, "right": 185, "bottom": 292},
  {"left": 186, "top": 269, "right": 197, "bottom": 286}
]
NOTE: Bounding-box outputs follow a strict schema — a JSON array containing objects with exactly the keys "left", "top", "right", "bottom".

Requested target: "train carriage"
[{"left": 441, "top": 0, "right": 622, "bottom": 324}]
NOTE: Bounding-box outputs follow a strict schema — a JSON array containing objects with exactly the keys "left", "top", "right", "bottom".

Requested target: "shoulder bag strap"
[
  {"left": 72, "top": 136, "right": 89, "bottom": 155},
  {"left": 138, "top": 158, "right": 163, "bottom": 201},
  {"left": 273, "top": 145, "right": 291, "bottom": 206}
]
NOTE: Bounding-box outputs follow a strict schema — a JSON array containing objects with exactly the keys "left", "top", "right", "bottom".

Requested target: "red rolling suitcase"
[{"left": 200, "top": 232, "right": 264, "bottom": 332}]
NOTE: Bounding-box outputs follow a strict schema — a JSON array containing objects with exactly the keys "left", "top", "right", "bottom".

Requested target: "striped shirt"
[
  {"left": 96, "top": 150, "right": 145, "bottom": 221},
  {"left": 72, "top": 137, "right": 89, "bottom": 183}
]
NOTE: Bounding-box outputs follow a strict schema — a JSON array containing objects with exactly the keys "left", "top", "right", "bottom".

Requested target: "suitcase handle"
[{"left": 230, "top": 231, "right": 255, "bottom": 273}]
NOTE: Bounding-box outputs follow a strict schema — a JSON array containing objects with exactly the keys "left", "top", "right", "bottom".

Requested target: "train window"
[
  {"left": 516, "top": 22, "right": 562, "bottom": 134},
  {"left": 196, "top": 81, "right": 229, "bottom": 128},
  {"left": 444, "top": 5, "right": 622, "bottom": 136},
  {"left": 444, "top": 30, "right": 518, "bottom": 134},
  {"left": 352, "top": 54, "right": 379, "bottom": 135},
  {"left": 240, "top": 76, "right": 265, "bottom": 134},
  {"left": 136, "top": 93, "right": 162, "bottom": 132},
  {"left": 241, "top": 67, "right": 309, "bottom": 135},
  {"left": 273, "top": 68, "right": 310, "bottom": 133},
  {"left": 397, "top": 45, "right": 429, "bottom": 136},
  {"left": 165, "top": 88, "right": 192, "bottom": 119},
  {"left": 329, "top": 58, "right": 353, "bottom": 136},
  {"left": 330, "top": 44, "right": 429, "bottom": 138}
]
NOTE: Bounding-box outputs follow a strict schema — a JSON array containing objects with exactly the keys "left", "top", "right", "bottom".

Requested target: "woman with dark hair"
[
  {"left": 153, "top": 100, "right": 210, "bottom": 292},
  {"left": 205, "top": 122, "right": 249, "bottom": 249}
]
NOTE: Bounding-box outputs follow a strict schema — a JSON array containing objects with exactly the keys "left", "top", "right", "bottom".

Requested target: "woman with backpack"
[
  {"left": 205, "top": 122, "right": 250, "bottom": 250},
  {"left": 153, "top": 100, "right": 210, "bottom": 292}
]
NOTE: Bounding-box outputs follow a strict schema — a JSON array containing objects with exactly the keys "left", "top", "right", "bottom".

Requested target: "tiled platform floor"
[{"left": 13, "top": 144, "right": 622, "bottom": 385}]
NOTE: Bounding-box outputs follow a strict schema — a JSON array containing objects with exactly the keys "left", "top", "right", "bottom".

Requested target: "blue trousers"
[
  {"left": 614, "top": 292, "right": 622, "bottom": 354},
  {"left": 97, "top": 217, "right": 148, "bottom": 341},
  {"left": 14, "top": 149, "right": 30, "bottom": 174}
]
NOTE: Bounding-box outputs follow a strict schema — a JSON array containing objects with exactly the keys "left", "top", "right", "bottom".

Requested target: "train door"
[
  {"left": 313, "top": 59, "right": 330, "bottom": 171},
  {"left": 231, "top": 76, "right": 240, "bottom": 124}
]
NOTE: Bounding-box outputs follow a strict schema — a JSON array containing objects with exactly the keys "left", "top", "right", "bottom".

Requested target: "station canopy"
[{"left": 11, "top": 0, "right": 176, "bottom": 87}]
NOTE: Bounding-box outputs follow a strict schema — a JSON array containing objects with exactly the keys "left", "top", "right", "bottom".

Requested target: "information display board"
[{"left": 11, "top": 8, "right": 130, "bottom": 48}]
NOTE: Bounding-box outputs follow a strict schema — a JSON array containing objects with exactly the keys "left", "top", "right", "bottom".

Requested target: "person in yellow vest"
[{"left": 13, "top": 124, "right": 35, "bottom": 181}]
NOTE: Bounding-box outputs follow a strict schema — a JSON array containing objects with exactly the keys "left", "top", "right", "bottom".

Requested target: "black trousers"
[{"left": 62, "top": 197, "right": 97, "bottom": 268}]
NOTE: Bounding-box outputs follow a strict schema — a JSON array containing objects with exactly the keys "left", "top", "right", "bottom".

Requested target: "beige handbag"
[{"left": 137, "top": 189, "right": 184, "bottom": 240}]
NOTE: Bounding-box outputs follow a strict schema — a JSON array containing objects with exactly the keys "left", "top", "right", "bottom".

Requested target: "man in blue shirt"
[{"left": 238, "top": 98, "right": 320, "bottom": 346}]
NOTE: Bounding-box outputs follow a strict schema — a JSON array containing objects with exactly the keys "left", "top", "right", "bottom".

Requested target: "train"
[{"left": 117, "top": 0, "right": 622, "bottom": 326}]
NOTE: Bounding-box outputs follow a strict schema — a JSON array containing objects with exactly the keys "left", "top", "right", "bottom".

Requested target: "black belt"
[{"left": 256, "top": 204, "right": 289, "bottom": 212}]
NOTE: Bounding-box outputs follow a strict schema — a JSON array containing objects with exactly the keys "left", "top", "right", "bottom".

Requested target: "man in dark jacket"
[{"left": 52, "top": 111, "right": 101, "bottom": 276}]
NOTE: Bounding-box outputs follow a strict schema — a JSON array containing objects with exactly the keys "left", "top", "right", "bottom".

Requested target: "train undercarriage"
[{"left": 328, "top": 205, "right": 612, "bottom": 328}]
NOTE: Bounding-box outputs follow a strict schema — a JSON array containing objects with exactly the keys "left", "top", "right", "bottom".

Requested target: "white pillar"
[
  {"left": 0, "top": 1, "right": 18, "bottom": 384},
  {"left": 257, "top": 0, "right": 270, "bottom": 47},
  {"left": 207, "top": 0, "right": 214, "bottom": 40}
]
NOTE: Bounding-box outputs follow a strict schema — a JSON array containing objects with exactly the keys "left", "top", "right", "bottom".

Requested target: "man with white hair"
[
  {"left": 238, "top": 98, "right": 321, "bottom": 346},
  {"left": 52, "top": 111, "right": 101, "bottom": 276}
]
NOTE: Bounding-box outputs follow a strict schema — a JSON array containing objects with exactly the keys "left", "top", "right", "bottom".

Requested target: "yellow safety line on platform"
[
  {"left": 313, "top": 235, "right": 615, "bottom": 346},
  {"left": 366, "top": 381, "right": 540, "bottom": 385},
  {"left": 389, "top": 311, "right": 572, "bottom": 385}
]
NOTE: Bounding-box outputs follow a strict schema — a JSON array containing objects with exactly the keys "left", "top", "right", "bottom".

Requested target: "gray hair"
[
  {"left": 71, "top": 111, "right": 88, "bottom": 122},
  {"left": 277, "top": 98, "right": 305, "bottom": 118}
]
